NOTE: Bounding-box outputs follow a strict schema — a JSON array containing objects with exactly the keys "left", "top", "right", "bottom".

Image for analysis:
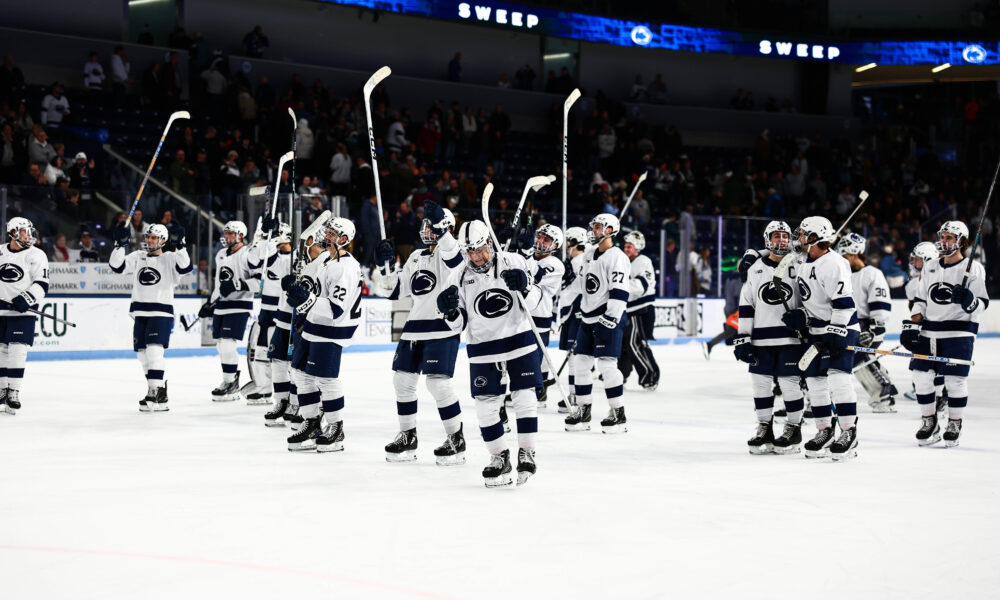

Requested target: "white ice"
[{"left": 2, "top": 341, "right": 999, "bottom": 599}]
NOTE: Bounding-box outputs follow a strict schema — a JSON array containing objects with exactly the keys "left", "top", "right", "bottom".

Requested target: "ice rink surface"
[{"left": 2, "top": 341, "right": 999, "bottom": 599}]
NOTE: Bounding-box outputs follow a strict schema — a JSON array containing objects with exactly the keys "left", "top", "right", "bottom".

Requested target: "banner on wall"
[{"left": 47, "top": 263, "right": 198, "bottom": 294}]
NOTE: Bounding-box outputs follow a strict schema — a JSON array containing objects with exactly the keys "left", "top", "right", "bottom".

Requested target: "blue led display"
[{"left": 320, "top": 0, "right": 1000, "bottom": 65}]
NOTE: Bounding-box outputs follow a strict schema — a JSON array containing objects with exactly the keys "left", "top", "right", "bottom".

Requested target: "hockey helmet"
[
  {"left": 935, "top": 220, "right": 969, "bottom": 256},
  {"left": 6, "top": 216, "right": 37, "bottom": 247},
  {"left": 588, "top": 213, "right": 620, "bottom": 244},
  {"left": 420, "top": 208, "right": 456, "bottom": 245},
  {"left": 796, "top": 216, "right": 836, "bottom": 247},
  {"left": 836, "top": 232, "right": 866, "bottom": 257},
  {"left": 272, "top": 222, "right": 292, "bottom": 246},
  {"left": 623, "top": 230, "right": 646, "bottom": 252},
  {"left": 457, "top": 220, "right": 494, "bottom": 273},
  {"left": 301, "top": 210, "right": 332, "bottom": 249},
  {"left": 324, "top": 217, "right": 356, "bottom": 250},
  {"left": 143, "top": 223, "right": 169, "bottom": 253},
  {"left": 909, "top": 241, "right": 937, "bottom": 276},
  {"left": 221, "top": 221, "right": 247, "bottom": 248},
  {"left": 565, "top": 226, "right": 588, "bottom": 249},
  {"left": 763, "top": 221, "right": 792, "bottom": 256},
  {"left": 533, "top": 224, "right": 563, "bottom": 255}
]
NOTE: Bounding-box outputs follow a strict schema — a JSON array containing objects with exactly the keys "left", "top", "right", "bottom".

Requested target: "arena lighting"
[
  {"left": 543, "top": 52, "right": 571, "bottom": 59},
  {"left": 855, "top": 62, "right": 877, "bottom": 72},
  {"left": 932, "top": 63, "right": 952, "bottom": 73},
  {"left": 127, "top": 0, "right": 167, "bottom": 5}
]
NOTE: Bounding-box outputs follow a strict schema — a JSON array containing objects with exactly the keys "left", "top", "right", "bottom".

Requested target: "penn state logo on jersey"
[
  {"left": 796, "top": 278, "right": 812, "bottom": 301},
  {"left": 267, "top": 270, "right": 280, "bottom": 281},
  {"left": 585, "top": 273, "right": 601, "bottom": 294},
  {"left": 410, "top": 270, "right": 437, "bottom": 296},
  {"left": 219, "top": 266, "right": 235, "bottom": 282},
  {"left": 0, "top": 263, "right": 24, "bottom": 283},
  {"left": 759, "top": 280, "right": 793, "bottom": 305},
  {"left": 137, "top": 266, "right": 162, "bottom": 286},
  {"left": 298, "top": 275, "right": 321, "bottom": 296},
  {"left": 474, "top": 288, "right": 514, "bottom": 318},
  {"left": 928, "top": 282, "right": 955, "bottom": 305}
]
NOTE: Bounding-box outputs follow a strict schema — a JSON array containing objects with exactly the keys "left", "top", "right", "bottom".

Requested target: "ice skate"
[
  {"left": 385, "top": 428, "right": 417, "bottom": 462},
  {"left": 830, "top": 426, "right": 858, "bottom": 462},
  {"left": 433, "top": 424, "right": 467, "bottom": 466},
  {"left": 903, "top": 387, "right": 917, "bottom": 402},
  {"left": 943, "top": 418, "right": 962, "bottom": 448},
  {"left": 1, "top": 388, "right": 19, "bottom": 415},
  {"left": 242, "top": 379, "right": 272, "bottom": 406},
  {"left": 564, "top": 404, "right": 591, "bottom": 431},
  {"left": 516, "top": 447, "right": 536, "bottom": 486},
  {"left": 701, "top": 341, "right": 710, "bottom": 360},
  {"left": 747, "top": 419, "right": 774, "bottom": 455},
  {"left": 287, "top": 416, "right": 321, "bottom": 451},
  {"left": 211, "top": 371, "right": 242, "bottom": 402},
  {"left": 916, "top": 414, "right": 941, "bottom": 446},
  {"left": 315, "top": 420, "right": 345, "bottom": 453},
  {"left": 869, "top": 397, "right": 897, "bottom": 414},
  {"left": 138, "top": 388, "right": 156, "bottom": 413},
  {"left": 600, "top": 406, "right": 627, "bottom": 434},
  {"left": 264, "top": 399, "right": 289, "bottom": 427},
  {"left": 557, "top": 394, "right": 576, "bottom": 414},
  {"left": 804, "top": 426, "right": 835, "bottom": 458},
  {"left": 772, "top": 421, "right": 803, "bottom": 454},
  {"left": 482, "top": 449, "right": 514, "bottom": 488},
  {"left": 140, "top": 384, "right": 169, "bottom": 413},
  {"left": 283, "top": 403, "right": 302, "bottom": 430}
]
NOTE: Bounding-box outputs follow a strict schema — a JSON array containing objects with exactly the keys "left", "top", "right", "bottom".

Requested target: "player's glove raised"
[
  {"left": 375, "top": 239, "right": 395, "bottom": 267},
  {"left": 112, "top": 223, "right": 130, "bottom": 248}
]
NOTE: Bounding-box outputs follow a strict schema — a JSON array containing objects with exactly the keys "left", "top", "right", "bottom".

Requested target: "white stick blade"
[
  {"left": 858, "top": 190, "right": 869, "bottom": 201},
  {"left": 248, "top": 186, "right": 268, "bottom": 196},
  {"left": 527, "top": 175, "right": 553, "bottom": 191},
  {"left": 279, "top": 150, "right": 295, "bottom": 163},
  {"left": 564, "top": 88, "right": 581, "bottom": 111},
  {"left": 637, "top": 170, "right": 649, "bottom": 183},
  {"left": 364, "top": 66, "right": 392, "bottom": 95},
  {"left": 287, "top": 107, "right": 296, "bottom": 120},
  {"left": 482, "top": 182, "right": 494, "bottom": 204},
  {"left": 170, "top": 110, "right": 191, "bottom": 122}
]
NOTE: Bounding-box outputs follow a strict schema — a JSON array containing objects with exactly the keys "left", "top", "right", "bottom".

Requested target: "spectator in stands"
[
  {"left": 0, "top": 123, "right": 26, "bottom": 184},
  {"left": 141, "top": 62, "right": 163, "bottom": 107},
  {"left": 78, "top": 230, "right": 100, "bottom": 262},
  {"left": 162, "top": 52, "right": 182, "bottom": 108},
  {"left": 28, "top": 128, "right": 57, "bottom": 168},
  {"left": 630, "top": 75, "right": 647, "bottom": 102},
  {"left": 110, "top": 46, "right": 131, "bottom": 108},
  {"left": 556, "top": 67, "right": 575, "bottom": 93},
  {"left": 0, "top": 55, "right": 26, "bottom": 104},
  {"left": 55, "top": 184, "right": 81, "bottom": 221},
  {"left": 629, "top": 189, "right": 651, "bottom": 226},
  {"left": 696, "top": 247, "right": 713, "bottom": 295},
  {"left": 386, "top": 114, "right": 409, "bottom": 154},
  {"left": 51, "top": 233, "right": 71, "bottom": 262},
  {"left": 44, "top": 156, "right": 66, "bottom": 185},
  {"left": 497, "top": 74, "right": 510, "bottom": 89},
  {"left": 129, "top": 208, "right": 149, "bottom": 246},
  {"left": 237, "top": 85, "right": 257, "bottom": 133},
  {"left": 514, "top": 64, "right": 536, "bottom": 90},
  {"left": 489, "top": 104, "right": 511, "bottom": 136},
  {"left": 170, "top": 149, "right": 196, "bottom": 195},
  {"left": 392, "top": 201, "right": 419, "bottom": 263},
  {"left": 197, "top": 258, "right": 211, "bottom": 294},
  {"left": 663, "top": 238, "right": 678, "bottom": 297},
  {"left": 243, "top": 26, "right": 270, "bottom": 58},
  {"left": 68, "top": 152, "right": 96, "bottom": 215},
  {"left": 136, "top": 23, "right": 154, "bottom": 45},
  {"left": 328, "top": 143, "right": 351, "bottom": 197},
  {"left": 240, "top": 157, "right": 261, "bottom": 190},
  {"left": 447, "top": 52, "right": 462, "bottom": 82},
  {"left": 83, "top": 51, "right": 105, "bottom": 96},
  {"left": 219, "top": 150, "right": 241, "bottom": 209},
  {"left": 40, "top": 84, "right": 70, "bottom": 127},
  {"left": 648, "top": 73, "right": 667, "bottom": 104},
  {"left": 295, "top": 118, "right": 314, "bottom": 174},
  {"left": 836, "top": 185, "right": 856, "bottom": 216}
]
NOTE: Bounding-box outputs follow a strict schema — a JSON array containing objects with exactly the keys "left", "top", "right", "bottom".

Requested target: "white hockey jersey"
[
  {"left": 850, "top": 264, "right": 891, "bottom": 324},
  {"left": 373, "top": 233, "right": 464, "bottom": 341},
  {"left": 527, "top": 254, "right": 564, "bottom": 331},
  {"left": 109, "top": 247, "right": 192, "bottom": 317},
  {"left": 255, "top": 243, "right": 292, "bottom": 314},
  {"left": 211, "top": 243, "right": 263, "bottom": 315},
  {"left": 738, "top": 254, "right": 802, "bottom": 347},
  {"left": 301, "top": 252, "right": 363, "bottom": 347},
  {"left": 447, "top": 251, "right": 541, "bottom": 364},
  {"left": 275, "top": 252, "right": 326, "bottom": 331},
  {"left": 795, "top": 250, "right": 859, "bottom": 335},
  {"left": 626, "top": 253, "right": 656, "bottom": 313},
  {"left": 580, "top": 244, "right": 631, "bottom": 324},
  {"left": 0, "top": 243, "right": 49, "bottom": 318},
  {"left": 558, "top": 252, "right": 587, "bottom": 324},
  {"left": 912, "top": 256, "right": 988, "bottom": 339}
]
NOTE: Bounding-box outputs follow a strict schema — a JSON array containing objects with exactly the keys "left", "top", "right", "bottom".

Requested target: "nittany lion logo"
[
  {"left": 267, "top": 270, "right": 280, "bottom": 280},
  {"left": 219, "top": 266, "right": 235, "bottom": 282},
  {"left": 585, "top": 273, "right": 601, "bottom": 294},
  {"left": 137, "top": 267, "right": 162, "bottom": 286},
  {"left": 796, "top": 278, "right": 812, "bottom": 301},
  {"left": 474, "top": 289, "right": 514, "bottom": 318},
  {"left": 298, "top": 275, "right": 320, "bottom": 295},
  {"left": 473, "top": 376, "right": 488, "bottom": 388},
  {"left": 759, "top": 281, "right": 793, "bottom": 305},
  {"left": 411, "top": 270, "right": 437, "bottom": 296},
  {"left": 929, "top": 282, "right": 955, "bottom": 305},
  {"left": 0, "top": 263, "right": 24, "bottom": 283}
]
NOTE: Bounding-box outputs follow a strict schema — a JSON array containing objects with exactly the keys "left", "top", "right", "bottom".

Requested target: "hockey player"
[
  {"left": 526, "top": 223, "right": 564, "bottom": 406},
  {"left": 903, "top": 221, "right": 986, "bottom": 447},
  {"left": 435, "top": 220, "right": 542, "bottom": 487},
  {"left": 564, "top": 213, "right": 631, "bottom": 433},
  {"left": 618, "top": 230, "right": 659, "bottom": 390},
  {"left": 241, "top": 218, "right": 292, "bottom": 406},
  {"left": 109, "top": 222, "right": 191, "bottom": 412},
  {"left": 284, "top": 217, "right": 363, "bottom": 452},
  {"left": 734, "top": 221, "right": 807, "bottom": 454},
  {"left": 781, "top": 216, "right": 861, "bottom": 460},
  {"left": 198, "top": 221, "right": 262, "bottom": 401},
  {"left": 835, "top": 233, "right": 897, "bottom": 413},
  {"left": 903, "top": 242, "right": 944, "bottom": 405},
  {"left": 0, "top": 217, "right": 49, "bottom": 415},
  {"left": 555, "top": 226, "right": 588, "bottom": 413},
  {"left": 371, "top": 201, "right": 467, "bottom": 465},
  {"left": 265, "top": 212, "right": 331, "bottom": 427}
]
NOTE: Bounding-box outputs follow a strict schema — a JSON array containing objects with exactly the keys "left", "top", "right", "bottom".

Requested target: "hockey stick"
[
  {"left": 618, "top": 170, "right": 649, "bottom": 222},
  {"left": 0, "top": 300, "right": 76, "bottom": 327},
  {"left": 482, "top": 183, "right": 571, "bottom": 406},
  {"left": 364, "top": 66, "right": 392, "bottom": 271},
  {"left": 126, "top": 110, "right": 190, "bottom": 225},
  {"left": 851, "top": 344, "right": 900, "bottom": 373},
  {"left": 961, "top": 155, "right": 999, "bottom": 287},
  {"left": 849, "top": 345, "right": 973, "bottom": 367},
  {"left": 179, "top": 314, "right": 197, "bottom": 332},
  {"left": 503, "top": 175, "right": 555, "bottom": 252},
  {"left": 262, "top": 151, "right": 294, "bottom": 288},
  {"left": 562, "top": 88, "right": 581, "bottom": 262}
]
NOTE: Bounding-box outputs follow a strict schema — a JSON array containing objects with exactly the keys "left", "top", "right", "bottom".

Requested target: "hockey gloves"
[
  {"left": 261, "top": 214, "right": 277, "bottom": 235},
  {"left": 859, "top": 322, "right": 886, "bottom": 347},
  {"left": 198, "top": 301, "right": 215, "bottom": 318},
  {"left": 167, "top": 226, "right": 186, "bottom": 251},
  {"left": 822, "top": 324, "right": 849, "bottom": 351},
  {"left": 375, "top": 239, "right": 395, "bottom": 267},
  {"left": 594, "top": 315, "right": 618, "bottom": 344},
  {"left": 502, "top": 268, "right": 528, "bottom": 293},
  {"left": 424, "top": 200, "right": 448, "bottom": 234},
  {"left": 732, "top": 335, "right": 757, "bottom": 365},
  {"left": 219, "top": 278, "right": 247, "bottom": 297},
  {"left": 286, "top": 283, "right": 316, "bottom": 313},
  {"left": 900, "top": 320, "right": 928, "bottom": 354},
  {"left": 515, "top": 227, "right": 534, "bottom": 252},
  {"left": 11, "top": 291, "right": 34, "bottom": 313},
  {"left": 561, "top": 259, "right": 576, "bottom": 287},
  {"left": 436, "top": 285, "right": 460, "bottom": 320},
  {"left": 781, "top": 308, "right": 809, "bottom": 336},
  {"left": 950, "top": 285, "right": 979, "bottom": 313},
  {"left": 112, "top": 223, "right": 130, "bottom": 247},
  {"left": 738, "top": 249, "right": 764, "bottom": 283},
  {"left": 280, "top": 274, "right": 296, "bottom": 292}
]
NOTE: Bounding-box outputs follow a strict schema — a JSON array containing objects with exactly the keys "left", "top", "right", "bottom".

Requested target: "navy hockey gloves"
[
  {"left": 781, "top": 308, "right": 808, "bottom": 336},
  {"left": 732, "top": 335, "right": 757, "bottom": 365},
  {"left": 112, "top": 223, "right": 131, "bottom": 247},
  {"left": 219, "top": 278, "right": 247, "bottom": 297},
  {"left": 950, "top": 285, "right": 979, "bottom": 313},
  {"left": 375, "top": 239, "right": 395, "bottom": 266},
  {"left": 502, "top": 268, "right": 528, "bottom": 293},
  {"left": 436, "top": 285, "right": 460, "bottom": 320}
]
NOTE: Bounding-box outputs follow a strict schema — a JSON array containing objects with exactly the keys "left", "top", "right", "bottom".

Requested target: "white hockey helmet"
[
  {"left": 763, "top": 220, "right": 792, "bottom": 256},
  {"left": 143, "top": 223, "right": 169, "bottom": 253},
  {"left": 623, "top": 230, "right": 646, "bottom": 252},
  {"left": 909, "top": 241, "right": 937, "bottom": 276},
  {"left": 301, "top": 210, "right": 332, "bottom": 249},
  {"left": 588, "top": 213, "right": 620, "bottom": 244},
  {"left": 324, "top": 217, "right": 356, "bottom": 251},
  {"left": 836, "top": 232, "right": 866, "bottom": 257},
  {"left": 272, "top": 222, "right": 292, "bottom": 245},
  {"left": 457, "top": 220, "right": 494, "bottom": 273},
  {"left": 533, "top": 224, "right": 563, "bottom": 255},
  {"left": 6, "top": 216, "right": 37, "bottom": 247},
  {"left": 420, "top": 208, "right": 456, "bottom": 245},
  {"left": 565, "top": 226, "right": 588, "bottom": 249},
  {"left": 221, "top": 221, "right": 247, "bottom": 248},
  {"left": 797, "top": 216, "right": 836, "bottom": 247},
  {"left": 935, "top": 220, "right": 969, "bottom": 256}
]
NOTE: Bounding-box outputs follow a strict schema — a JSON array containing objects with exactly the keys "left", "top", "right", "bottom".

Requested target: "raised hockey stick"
[
  {"left": 618, "top": 170, "right": 649, "bottom": 222},
  {"left": 126, "top": 110, "right": 190, "bottom": 225},
  {"left": 364, "top": 66, "right": 392, "bottom": 271},
  {"left": 503, "top": 175, "right": 556, "bottom": 252},
  {"left": 0, "top": 300, "right": 76, "bottom": 327},
  {"left": 961, "top": 155, "right": 999, "bottom": 287},
  {"left": 849, "top": 345, "right": 974, "bottom": 367},
  {"left": 562, "top": 88, "right": 581, "bottom": 262},
  {"left": 482, "top": 183, "right": 571, "bottom": 406},
  {"left": 262, "top": 151, "right": 294, "bottom": 287}
]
